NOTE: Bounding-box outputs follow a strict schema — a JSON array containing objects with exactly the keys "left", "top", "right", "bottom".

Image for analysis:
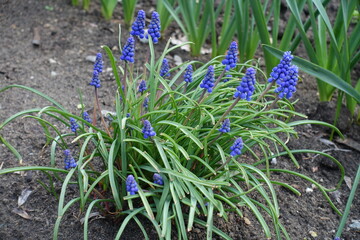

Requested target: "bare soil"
[{"left": 0, "top": 0, "right": 359, "bottom": 239}]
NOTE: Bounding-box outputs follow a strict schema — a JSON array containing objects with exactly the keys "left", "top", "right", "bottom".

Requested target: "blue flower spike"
[
  {"left": 89, "top": 53, "right": 103, "bottom": 88},
  {"left": 200, "top": 65, "right": 215, "bottom": 93},
  {"left": 142, "top": 120, "right": 156, "bottom": 139},
  {"left": 153, "top": 173, "right": 164, "bottom": 185},
  {"left": 219, "top": 119, "right": 231, "bottom": 133},
  {"left": 63, "top": 149, "right": 77, "bottom": 170},
  {"left": 69, "top": 117, "right": 79, "bottom": 133},
  {"left": 184, "top": 65, "right": 193, "bottom": 83},
  {"left": 230, "top": 137, "right": 244, "bottom": 157},
  {"left": 120, "top": 37, "right": 135, "bottom": 63},
  {"left": 268, "top": 51, "right": 293, "bottom": 84},
  {"left": 222, "top": 41, "right": 238, "bottom": 71},
  {"left": 274, "top": 65, "right": 299, "bottom": 99},
  {"left": 138, "top": 80, "right": 147, "bottom": 93},
  {"left": 126, "top": 175, "right": 139, "bottom": 195},
  {"left": 234, "top": 67, "right": 257, "bottom": 101},
  {"left": 82, "top": 112, "right": 92, "bottom": 124},
  {"left": 147, "top": 11, "right": 161, "bottom": 44},
  {"left": 160, "top": 58, "right": 170, "bottom": 78},
  {"left": 130, "top": 10, "right": 146, "bottom": 39},
  {"left": 143, "top": 97, "right": 149, "bottom": 109}
]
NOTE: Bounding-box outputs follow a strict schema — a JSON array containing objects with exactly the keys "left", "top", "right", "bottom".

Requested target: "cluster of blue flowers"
[
  {"left": 200, "top": 65, "right": 215, "bottom": 93},
  {"left": 234, "top": 67, "right": 257, "bottom": 101},
  {"left": 222, "top": 41, "right": 238, "bottom": 71},
  {"left": 63, "top": 149, "right": 77, "bottom": 170},
  {"left": 268, "top": 51, "right": 298, "bottom": 99},
  {"left": 160, "top": 58, "right": 170, "bottom": 78},
  {"left": 143, "top": 97, "right": 149, "bottom": 109},
  {"left": 69, "top": 117, "right": 79, "bottom": 133},
  {"left": 146, "top": 11, "right": 161, "bottom": 43},
  {"left": 230, "top": 137, "right": 244, "bottom": 157},
  {"left": 184, "top": 65, "right": 193, "bottom": 83},
  {"left": 274, "top": 65, "right": 299, "bottom": 99},
  {"left": 142, "top": 120, "right": 156, "bottom": 139},
  {"left": 153, "top": 173, "right": 164, "bottom": 185},
  {"left": 126, "top": 175, "right": 139, "bottom": 195},
  {"left": 130, "top": 10, "right": 146, "bottom": 39},
  {"left": 82, "top": 112, "right": 92, "bottom": 124},
  {"left": 89, "top": 53, "right": 103, "bottom": 88},
  {"left": 120, "top": 37, "right": 135, "bottom": 63},
  {"left": 138, "top": 80, "right": 147, "bottom": 93},
  {"left": 219, "top": 119, "right": 231, "bottom": 133}
]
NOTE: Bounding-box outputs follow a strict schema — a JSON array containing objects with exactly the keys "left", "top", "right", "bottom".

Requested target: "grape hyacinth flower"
[
  {"left": 146, "top": 11, "right": 161, "bottom": 44},
  {"left": 153, "top": 173, "right": 164, "bottom": 185},
  {"left": 200, "top": 65, "right": 215, "bottom": 93},
  {"left": 69, "top": 117, "right": 79, "bottom": 133},
  {"left": 219, "top": 119, "right": 230, "bottom": 133},
  {"left": 126, "top": 175, "right": 139, "bottom": 195},
  {"left": 82, "top": 112, "right": 92, "bottom": 124},
  {"left": 268, "top": 51, "right": 293, "bottom": 83},
  {"left": 274, "top": 65, "right": 299, "bottom": 99},
  {"left": 184, "top": 65, "right": 193, "bottom": 83},
  {"left": 126, "top": 113, "right": 130, "bottom": 118},
  {"left": 160, "top": 58, "right": 170, "bottom": 78},
  {"left": 63, "top": 149, "right": 77, "bottom": 170},
  {"left": 230, "top": 137, "right": 243, "bottom": 157},
  {"left": 222, "top": 41, "right": 238, "bottom": 71},
  {"left": 223, "top": 74, "right": 232, "bottom": 83},
  {"left": 130, "top": 10, "right": 146, "bottom": 39},
  {"left": 142, "top": 120, "right": 156, "bottom": 139},
  {"left": 120, "top": 37, "right": 135, "bottom": 63},
  {"left": 234, "top": 67, "right": 256, "bottom": 101},
  {"left": 143, "top": 97, "right": 149, "bottom": 109},
  {"left": 138, "top": 79, "right": 147, "bottom": 93},
  {"left": 89, "top": 53, "right": 103, "bottom": 88}
]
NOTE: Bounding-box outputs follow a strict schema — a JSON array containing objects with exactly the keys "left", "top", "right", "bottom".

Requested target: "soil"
[{"left": 0, "top": 0, "right": 359, "bottom": 239}]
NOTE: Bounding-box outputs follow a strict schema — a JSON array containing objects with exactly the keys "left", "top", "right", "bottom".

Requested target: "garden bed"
[{"left": 0, "top": 0, "right": 359, "bottom": 239}]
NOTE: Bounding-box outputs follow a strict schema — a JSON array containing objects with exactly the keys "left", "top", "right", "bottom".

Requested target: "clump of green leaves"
[{"left": 0, "top": 21, "right": 346, "bottom": 240}]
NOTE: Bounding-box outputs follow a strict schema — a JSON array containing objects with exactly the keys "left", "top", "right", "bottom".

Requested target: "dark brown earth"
[{"left": 0, "top": 0, "right": 359, "bottom": 239}]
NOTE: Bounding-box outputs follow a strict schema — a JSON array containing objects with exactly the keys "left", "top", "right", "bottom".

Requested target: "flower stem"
[
  {"left": 205, "top": 97, "right": 240, "bottom": 143},
  {"left": 256, "top": 81, "right": 274, "bottom": 103},
  {"left": 213, "top": 68, "right": 226, "bottom": 89}
]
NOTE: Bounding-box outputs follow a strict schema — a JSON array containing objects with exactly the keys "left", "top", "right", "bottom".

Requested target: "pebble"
[
  {"left": 270, "top": 157, "right": 277, "bottom": 165},
  {"left": 306, "top": 187, "right": 313, "bottom": 193},
  {"left": 49, "top": 58, "right": 56, "bottom": 64},
  {"left": 85, "top": 55, "right": 96, "bottom": 63},
  {"left": 50, "top": 71, "right": 57, "bottom": 77},
  {"left": 349, "top": 220, "right": 360, "bottom": 230},
  {"left": 173, "top": 55, "right": 183, "bottom": 66}
]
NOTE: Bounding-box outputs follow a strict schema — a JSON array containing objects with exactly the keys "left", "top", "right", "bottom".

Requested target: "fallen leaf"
[
  {"left": 12, "top": 208, "right": 31, "bottom": 219},
  {"left": 344, "top": 176, "right": 352, "bottom": 190},
  {"left": 80, "top": 212, "right": 103, "bottom": 224},
  {"left": 18, "top": 188, "right": 33, "bottom": 207}
]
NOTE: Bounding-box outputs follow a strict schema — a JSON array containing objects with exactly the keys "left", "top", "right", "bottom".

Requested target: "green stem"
[{"left": 335, "top": 163, "right": 360, "bottom": 238}]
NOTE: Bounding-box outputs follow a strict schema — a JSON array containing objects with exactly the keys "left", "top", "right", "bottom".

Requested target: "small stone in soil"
[
  {"left": 85, "top": 55, "right": 96, "bottom": 63},
  {"left": 349, "top": 220, "right": 360, "bottom": 230}
]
